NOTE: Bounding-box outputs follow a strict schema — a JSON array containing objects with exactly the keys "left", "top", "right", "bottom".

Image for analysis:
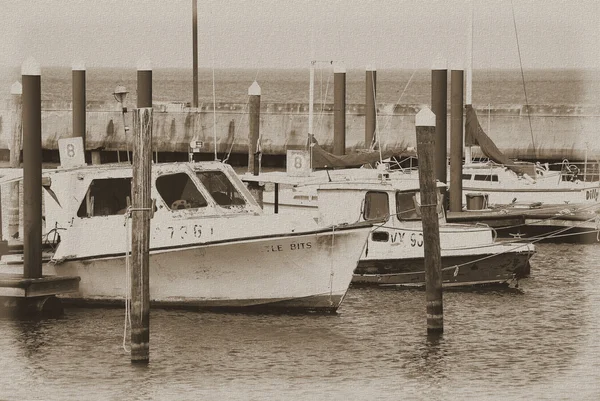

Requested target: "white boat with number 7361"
[{"left": 0, "top": 154, "right": 371, "bottom": 313}]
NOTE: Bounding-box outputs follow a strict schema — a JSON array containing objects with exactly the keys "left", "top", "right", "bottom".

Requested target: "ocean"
[
  {"left": 1, "top": 66, "right": 599, "bottom": 106},
  {"left": 0, "top": 243, "right": 599, "bottom": 400}
]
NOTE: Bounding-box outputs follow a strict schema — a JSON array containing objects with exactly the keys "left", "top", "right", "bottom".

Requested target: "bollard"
[
  {"left": 130, "top": 107, "right": 152, "bottom": 363},
  {"left": 247, "top": 81, "right": 264, "bottom": 207},
  {"left": 450, "top": 68, "right": 464, "bottom": 212},
  {"left": 21, "top": 58, "right": 43, "bottom": 279},
  {"left": 333, "top": 65, "right": 346, "bottom": 156},
  {"left": 8, "top": 82, "right": 22, "bottom": 240},
  {"left": 415, "top": 107, "right": 444, "bottom": 333},
  {"left": 431, "top": 59, "right": 448, "bottom": 184},
  {"left": 365, "top": 65, "right": 377, "bottom": 148}
]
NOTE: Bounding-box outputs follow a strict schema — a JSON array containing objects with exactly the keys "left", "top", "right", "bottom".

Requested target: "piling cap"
[
  {"left": 10, "top": 81, "right": 22, "bottom": 95},
  {"left": 72, "top": 60, "right": 86, "bottom": 71},
  {"left": 366, "top": 65, "right": 376, "bottom": 72},
  {"left": 415, "top": 107, "right": 436, "bottom": 127},
  {"left": 431, "top": 55, "right": 448, "bottom": 70},
  {"left": 333, "top": 64, "right": 346, "bottom": 74},
  {"left": 248, "top": 81, "right": 261, "bottom": 96},
  {"left": 449, "top": 62, "right": 464, "bottom": 71},
  {"left": 21, "top": 57, "right": 41, "bottom": 76},
  {"left": 137, "top": 58, "right": 152, "bottom": 71}
]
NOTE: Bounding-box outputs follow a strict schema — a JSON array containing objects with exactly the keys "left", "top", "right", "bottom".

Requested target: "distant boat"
[{"left": 0, "top": 161, "right": 371, "bottom": 312}]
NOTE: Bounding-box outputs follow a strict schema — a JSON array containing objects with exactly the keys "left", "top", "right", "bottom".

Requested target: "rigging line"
[
  {"left": 209, "top": 3, "right": 218, "bottom": 161},
  {"left": 510, "top": 0, "right": 536, "bottom": 157},
  {"left": 379, "top": 69, "right": 417, "bottom": 135}
]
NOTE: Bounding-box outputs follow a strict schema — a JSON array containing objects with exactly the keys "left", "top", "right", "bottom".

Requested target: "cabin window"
[
  {"left": 363, "top": 191, "right": 389, "bottom": 221},
  {"left": 396, "top": 191, "right": 421, "bottom": 220},
  {"left": 473, "top": 174, "right": 499, "bottom": 182},
  {"left": 77, "top": 178, "right": 131, "bottom": 217},
  {"left": 371, "top": 231, "right": 389, "bottom": 242},
  {"left": 156, "top": 172, "right": 208, "bottom": 210},
  {"left": 196, "top": 171, "right": 246, "bottom": 207},
  {"left": 396, "top": 190, "right": 445, "bottom": 220},
  {"left": 462, "top": 174, "right": 472, "bottom": 180}
]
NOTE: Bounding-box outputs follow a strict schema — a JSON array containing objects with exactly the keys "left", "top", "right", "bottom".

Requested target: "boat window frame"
[
  {"left": 155, "top": 171, "right": 209, "bottom": 211},
  {"left": 363, "top": 191, "right": 389, "bottom": 221},
  {"left": 195, "top": 170, "right": 248, "bottom": 208},
  {"left": 76, "top": 177, "right": 132, "bottom": 218}
]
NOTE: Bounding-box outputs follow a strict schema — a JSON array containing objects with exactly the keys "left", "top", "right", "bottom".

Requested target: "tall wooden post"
[
  {"left": 333, "top": 65, "right": 346, "bottom": 156},
  {"left": 22, "top": 58, "right": 42, "bottom": 279},
  {"left": 192, "top": 0, "right": 198, "bottom": 108},
  {"left": 415, "top": 107, "right": 444, "bottom": 334},
  {"left": 137, "top": 62, "right": 152, "bottom": 108},
  {"left": 72, "top": 62, "right": 86, "bottom": 143},
  {"left": 8, "top": 82, "right": 22, "bottom": 240},
  {"left": 130, "top": 107, "right": 152, "bottom": 363},
  {"left": 365, "top": 65, "right": 377, "bottom": 148},
  {"left": 450, "top": 69, "right": 464, "bottom": 212},
  {"left": 431, "top": 60, "right": 448, "bottom": 184},
  {"left": 247, "top": 81, "right": 263, "bottom": 207}
]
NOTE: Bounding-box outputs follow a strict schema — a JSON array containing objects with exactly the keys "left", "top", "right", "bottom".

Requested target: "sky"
[{"left": 0, "top": 0, "right": 598, "bottom": 70}]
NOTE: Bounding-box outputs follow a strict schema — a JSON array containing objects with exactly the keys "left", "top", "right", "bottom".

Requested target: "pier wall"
[{"left": 0, "top": 101, "right": 598, "bottom": 161}]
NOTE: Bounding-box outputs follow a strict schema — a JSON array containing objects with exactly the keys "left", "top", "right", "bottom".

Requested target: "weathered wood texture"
[
  {"left": 130, "top": 107, "right": 152, "bottom": 363},
  {"left": 415, "top": 110, "right": 444, "bottom": 333}
]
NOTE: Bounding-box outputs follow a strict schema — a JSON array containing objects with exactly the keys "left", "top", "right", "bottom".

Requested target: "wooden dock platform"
[{"left": 0, "top": 274, "right": 80, "bottom": 298}]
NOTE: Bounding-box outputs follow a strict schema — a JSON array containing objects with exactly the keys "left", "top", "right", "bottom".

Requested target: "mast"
[{"left": 308, "top": 61, "right": 315, "bottom": 169}]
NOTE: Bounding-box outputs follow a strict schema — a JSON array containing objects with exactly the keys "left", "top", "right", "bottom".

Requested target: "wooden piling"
[
  {"left": 365, "top": 66, "right": 377, "bottom": 148},
  {"left": 137, "top": 62, "right": 152, "bottom": 108},
  {"left": 333, "top": 65, "right": 346, "bottom": 156},
  {"left": 72, "top": 62, "right": 86, "bottom": 144},
  {"left": 21, "top": 58, "right": 42, "bottom": 279},
  {"left": 8, "top": 82, "right": 22, "bottom": 240},
  {"left": 415, "top": 107, "right": 444, "bottom": 333},
  {"left": 247, "top": 81, "right": 263, "bottom": 207},
  {"left": 431, "top": 60, "right": 448, "bottom": 184},
  {"left": 192, "top": 0, "right": 198, "bottom": 108},
  {"left": 450, "top": 69, "right": 464, "bottom": 212},
  {"left": 130, "top": 107, "right": 152, "bottom": 363}
]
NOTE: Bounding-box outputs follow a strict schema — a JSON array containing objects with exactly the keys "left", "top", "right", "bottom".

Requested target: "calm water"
[
  {"left": 0, "top": 243, "right": 599, "bottom": 400},
  {"left": 1, "top": 66, "right": 599, "bottom": 106}
]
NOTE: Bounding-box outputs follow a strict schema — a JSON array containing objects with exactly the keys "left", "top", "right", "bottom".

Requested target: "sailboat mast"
[
  {"left": 465, "top": 0, "right": 474, "bottom": 164},
  {"left": 308, "top": 61, "right": 315, "bottom": 169}
]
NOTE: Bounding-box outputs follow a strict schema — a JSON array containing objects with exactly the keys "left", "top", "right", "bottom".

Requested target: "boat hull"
[
  {"left": 3, "top": 227, "right": 369, "bottom": 312},
  {"left": 352, "top": 250, "right": 531, "bottom": 287}
]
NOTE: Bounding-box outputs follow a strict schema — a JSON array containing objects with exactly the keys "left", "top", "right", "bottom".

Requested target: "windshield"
[{"left": 195, "top": 170, "right": 246, "bottom": 207}]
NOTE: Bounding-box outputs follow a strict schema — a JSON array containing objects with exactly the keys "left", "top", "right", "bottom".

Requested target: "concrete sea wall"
[{"left": 0, "top": 100, "right": 599, "bottom": 161}]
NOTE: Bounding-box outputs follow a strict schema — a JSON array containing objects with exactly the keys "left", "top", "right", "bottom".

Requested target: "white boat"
[
  {"left": 459, "top": 160, "right": 600, "bottom": 207},
  {"left": 243, "top": 169, "right": 535, "bottom": 287},
  {"left": 0, "top": 161, "right": 371, "bottom": 312}
]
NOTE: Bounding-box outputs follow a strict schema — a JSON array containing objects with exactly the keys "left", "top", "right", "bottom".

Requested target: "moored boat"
[{"left": 0, "top": 161, "right": 371, "bottom": 312}]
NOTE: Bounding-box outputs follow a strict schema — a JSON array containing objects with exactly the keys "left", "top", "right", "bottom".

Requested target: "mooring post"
[
  {"left": 247, "top": 81, "right": 263, "bottom": 207},
  {"left": 130, "top": 107, "right": 152, "bottom": 363},
  {"left": 72, "top": 61, "right": 90, "bottom": 163},
  {"left": 8, "top": 82, "right": 23, "bottom": 240},
  {"left": 431, "top": 59, "right": 448, "bottom": 184},
  {"left": 450, "top": 68, "right": 464, "bottom": 212},
  {"left": 415, "top": 107, "right": 444, "bottom": 334},
  {"left": 365, "top": 65, "right": 377, "bottom": 148},
  {"left": 22, "top": 58, "right": 42, "bottom": 279},
  {"left": 333, "top": 64, "right": 346, "bottom": 156}
]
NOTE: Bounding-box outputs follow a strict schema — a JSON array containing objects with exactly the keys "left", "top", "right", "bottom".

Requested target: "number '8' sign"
[
  {"left": 294, "top": 156, "right": 303, "bottom": 169},
  {"left": 66, "top": 143, "right": 76, "bottom": 158}
]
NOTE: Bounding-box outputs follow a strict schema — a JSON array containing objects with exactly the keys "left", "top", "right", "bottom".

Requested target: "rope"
[
  {"left": 510, "top": 0, "right": 536, "bottom": 157},
  {"left": 328, "top": 225, "right": 335, "bottom": 307}
]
